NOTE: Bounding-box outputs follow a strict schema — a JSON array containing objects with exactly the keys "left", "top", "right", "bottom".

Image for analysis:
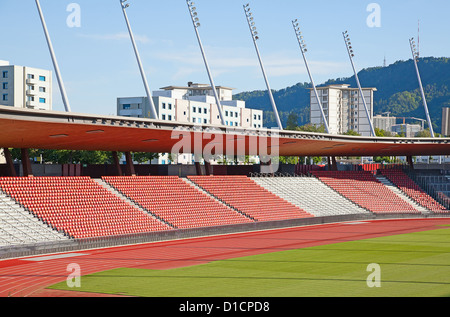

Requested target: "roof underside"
[{"left": 0, "top": 106, "right": 449, "bottom": 157}]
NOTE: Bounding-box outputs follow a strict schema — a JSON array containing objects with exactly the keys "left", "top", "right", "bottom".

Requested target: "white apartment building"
[
  {"left": 0, "top": 61, "right": 52, "bottom": 110},
  {"left": 309, "top": 84, "right": 377, "bottom": 136},
  {"left": 117, "top": 82, "right": 264, "bottom": 164},
  {"left": 373, "top": 114, "right": 397, "bottom": 132}
]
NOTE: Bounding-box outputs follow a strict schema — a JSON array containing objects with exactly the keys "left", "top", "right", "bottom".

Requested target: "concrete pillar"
[
  {"left": 3, "top": 148, "right": 16, "bottom": 177},
  {"left": 21, "top": 149, "right": 33, "bottom": 177},
  {"left": 124, "top": 152, "right": 136, "bottom": 176},
  {"left": 112, "top": 151, "right": 122, "bottom": 176}
]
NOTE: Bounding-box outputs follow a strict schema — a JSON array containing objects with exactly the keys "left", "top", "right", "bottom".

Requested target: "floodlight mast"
[
  {"left": 120, "top": 0, "right": 158, "bottom": 120},
  {"left": 186, "top": 0, "right": 226, "bottom": 126},
  {"left": 292, "top": 19, "right": 329, "bottom": 134},
  {"left": 35, "top": 0, "right": 71, "bottom": 112},
  {"left": 342, "top": 31, "right": 376, "bottom": 137},
  {"left": 409, "top": 37, "right": 434, "bottom": 137},
  {"left": 244, "top": 4, "right": 283, "bottom": 130}
]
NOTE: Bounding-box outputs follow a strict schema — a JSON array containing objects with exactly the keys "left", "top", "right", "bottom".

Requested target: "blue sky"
[{"left": 1, "top": 0, "right": 449, "bottom": 115}]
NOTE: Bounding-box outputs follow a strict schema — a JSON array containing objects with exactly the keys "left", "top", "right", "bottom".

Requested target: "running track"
[{"left": 1, "top": 217, "right": 449, "bottom": 297}]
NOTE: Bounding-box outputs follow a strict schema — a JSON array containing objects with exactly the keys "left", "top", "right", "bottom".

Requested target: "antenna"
[
  {"left": 35, "top": 0, "right": 71, "bottom": 112},
  {"left": 244, "top": 3, "right": 283, "bottom": 130},
  {"left": 292, "top": 19, "right": 329, "bottom": 134}
]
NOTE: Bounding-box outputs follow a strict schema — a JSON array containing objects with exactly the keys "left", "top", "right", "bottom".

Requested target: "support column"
[
  {"left": 204, "top": 161, "right": 211, "bottom": 176},
  {"left": 21, "top": 149, "right": 33, "bottom": 177},
  {"left": 112, "top": 151, "right": 122, "bottom": 176},
  {"left": 124, "top": 152, "right": 136, "bottom": 176},
  {"left": 331, "top": 156, "right": 338, "bottom": 171},
  {"left": 407, "top": 156, "right": 414, "bottom": 170},
  {"left": 3, "top": 148, "right": 16, "bottom": 177},
  {"left": 194, "top": 153, "right": 203, "bottom": 176}
]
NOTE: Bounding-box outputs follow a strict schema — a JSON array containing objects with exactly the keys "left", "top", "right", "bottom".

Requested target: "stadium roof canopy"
[{"left": 1, "top": 105, "right": 449, "bottom": 157}]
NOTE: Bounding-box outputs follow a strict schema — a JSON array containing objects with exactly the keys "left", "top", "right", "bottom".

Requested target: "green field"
[{"left": 48, "top": 227, "right": 450, "bottom": 297}]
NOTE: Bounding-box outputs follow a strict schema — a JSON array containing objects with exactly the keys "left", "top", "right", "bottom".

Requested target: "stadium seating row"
[{"left": 0, "top": 171, "right": 447, "bottom": 246}]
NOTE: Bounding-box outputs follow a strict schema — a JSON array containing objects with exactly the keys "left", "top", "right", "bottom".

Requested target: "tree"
[
  {"left": 286, "top": 112, "right": 299, "bottom": 130},
  {"left": 342, "top": 130, "right": 361, "bottom": 136}
]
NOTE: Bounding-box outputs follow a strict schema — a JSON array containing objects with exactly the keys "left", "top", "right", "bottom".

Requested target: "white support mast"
[
  {"left": 186, "top": 0, "right": 226, "bottom": 126},
  {"left": 244, "top": 3, "right": 283, "bottom": 130},
  {"left": 292, "top": 19, "right": 329, "bottom": 134},
  {"left": 120, "top": 0, "right": 159, "bottom": 120},
  {"left": 409, "top": 37, "right": 434, "bottom": 137},
  {"left": 343, "top": 31, "right": 376, "bottom": 137},
  {"left": 35, "top": 0, "right": 71, "bottom": 112}
]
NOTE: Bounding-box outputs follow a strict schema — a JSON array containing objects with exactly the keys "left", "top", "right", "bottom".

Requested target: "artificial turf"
[{"left": 48, "top": 227, "right": 450, "bottom": 297}]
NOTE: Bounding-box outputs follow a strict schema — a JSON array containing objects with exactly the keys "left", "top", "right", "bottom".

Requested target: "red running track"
[{"left": 1, "top": 217, "right": 449, "bottom": 297}]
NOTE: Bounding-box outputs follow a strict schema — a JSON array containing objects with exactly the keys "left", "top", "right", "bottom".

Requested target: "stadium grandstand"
[{"left": 0, "top": 106, "right": 450, "bottom": 260}]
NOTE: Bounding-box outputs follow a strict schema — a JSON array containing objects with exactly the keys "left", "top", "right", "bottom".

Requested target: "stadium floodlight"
[
  {"left": 120, "top": 0, "right": 159, "bottom": 120},
  {"left": 342, "top": 31, "right": 376, "bottom": 137},
  {"left": 186, "top": 0, "right": 226, "bottom": 126},
  {"left": 292, "top": 19, "right": 329, "bottom": 134},
  {"left": 409, "top": 37, "right": 434, "bottom": 137},
  {"left": 244, "top": 3, "right": 283, "bottom": 130},
  {"left": 35, "top": 0, "right": 71, "bottom": 112}
]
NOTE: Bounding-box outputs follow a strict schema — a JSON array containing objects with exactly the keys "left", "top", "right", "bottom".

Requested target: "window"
[
  {"left": 204, "top": 108, "right": 207, "bottom": 114},
  {"left": 2, "top": 94, "right": 8, "bottom": 101},
  {"left": 39, "top": 75, "right": 46, "bottom": 81},
  {"left": 39, "top": 87, "right": 46, "bottom": 93},
  {"left": 123, "top": 104, "right": 130, "bottom": 109},
  {"left": 39, "top": 97, "right": 46, "bottom": 103},
  {"left": 168, "top": 103, "right": 172, "bottom": 110},
  {"left": 2, "top": 82, "right": 7, "bottom": 89},
  {"left": 162, "top": 103, "right": 166, "bottom": 109},
  {"left": 225, "top": 111, "right": 228, "bottom": 116},
  {"left": 193, "top": 118, "right": 196, "bottom": 123},
  {"left": 203, "top": 119, "right": 207, "bottom": 124},
  {"left": 27, "top": 74, "right": 34, "bottom": 79},
  {"left": 2, "top": 71, "right": 8, "bottom": 79},
  {"left": 27, "top": 96, "right": 34, "bottom": 102},
  {"left": 162, "top": 114, "right": 166, "bottom": 120},
  {"left": 235, "top": 112, "right": 238, "bottom": 117},
  {"left": 258, "top": 115, "right": 261, "bottom": 120},
  {"left": 230, "top": 112, "right": 233, "bottom": 117},
  {"left": 193, "top": 107, "right": 196, "bottom": 113},
  {"left": 168, "top": 115, "right": 172, "bottom": 121}
]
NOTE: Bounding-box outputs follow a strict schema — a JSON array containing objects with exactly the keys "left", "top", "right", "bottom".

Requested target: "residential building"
[
  {"left": 117, "top": 82, "right": 264, "bottom": 164},
  {"left": 373, "top": 114, "right": 397, "bottom": 132},
  {"left": 391, "top": 124, "right": 422, "bottom": 137},
  {"left": 309, "top": 84, "right": 377, "bottom": 136},
  {"left": 0, "top": 61, "right": 52, "bottom": 110}
]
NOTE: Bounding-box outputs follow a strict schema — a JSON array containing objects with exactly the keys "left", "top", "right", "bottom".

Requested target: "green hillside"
[{"left": 234, "top": 57, "right": 450, "bottom": 131}]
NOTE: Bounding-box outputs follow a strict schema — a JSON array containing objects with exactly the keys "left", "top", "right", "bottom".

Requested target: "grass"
[{"left": 48, "top": 228, "right": 450, "bottom": 297}]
